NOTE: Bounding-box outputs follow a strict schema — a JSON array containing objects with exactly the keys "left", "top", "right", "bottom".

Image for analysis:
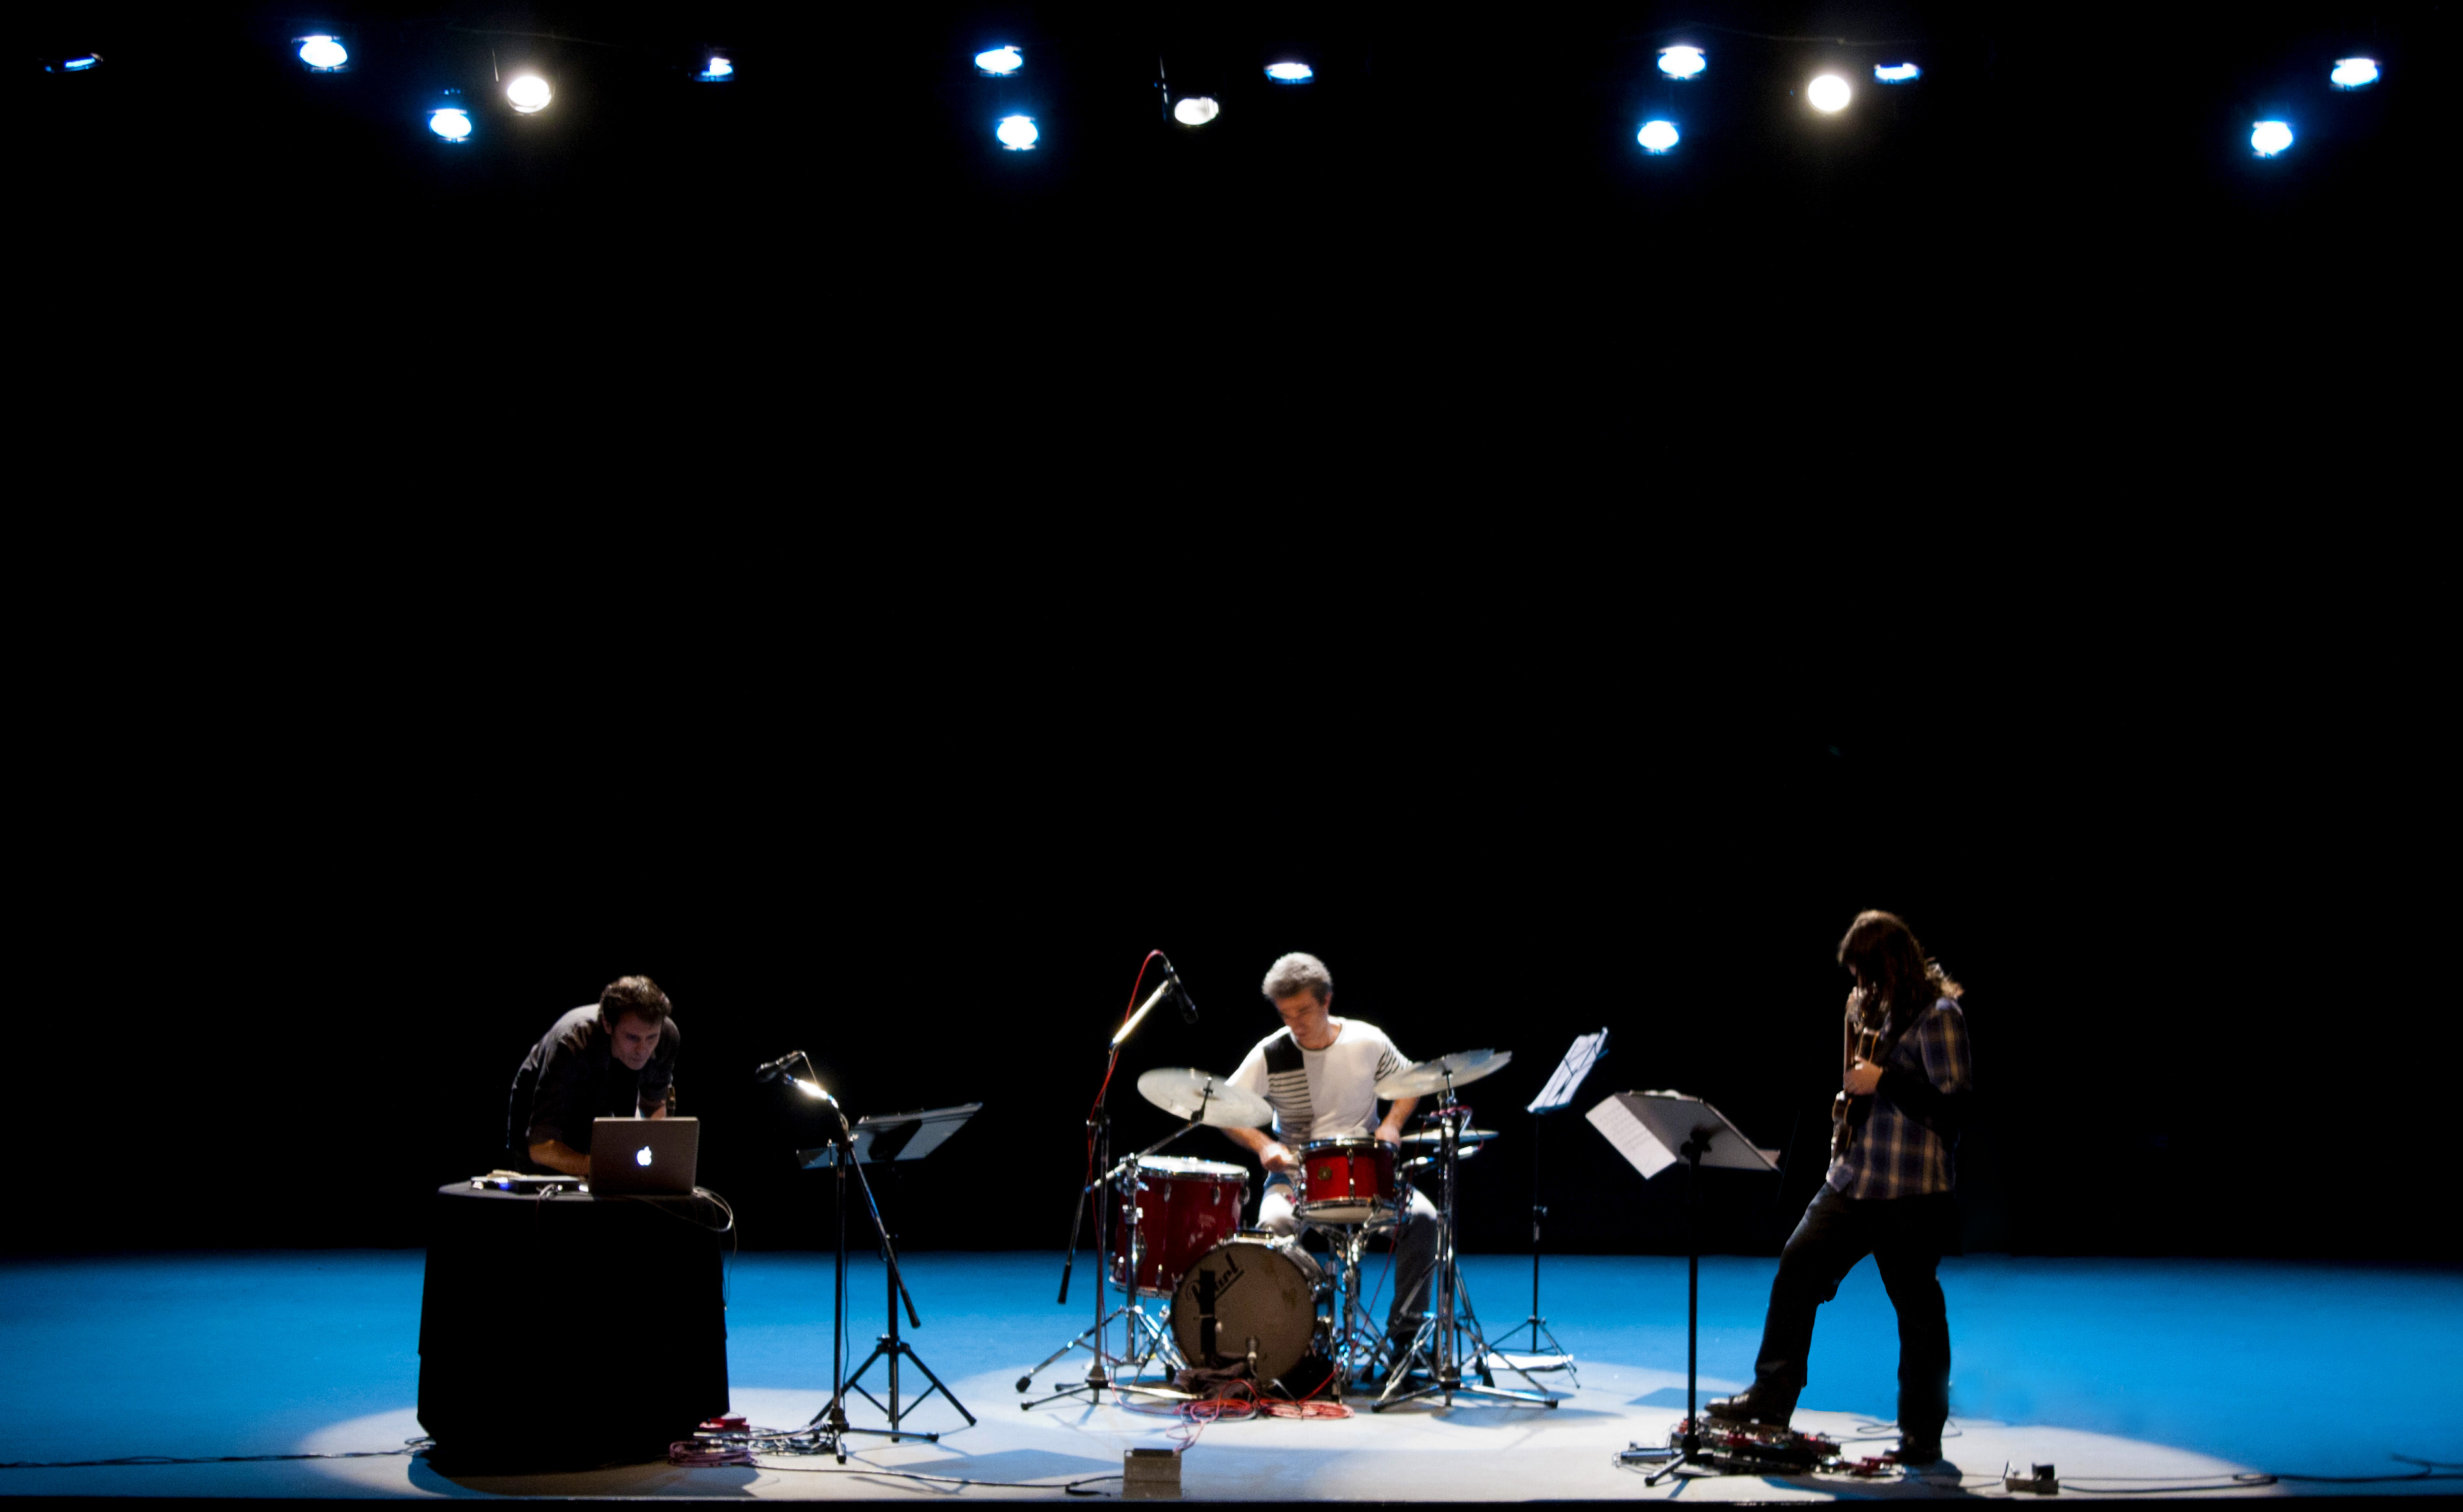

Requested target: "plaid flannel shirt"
[{"left": 1827, "top": 996, "right": 1972, "bottom": 1200}]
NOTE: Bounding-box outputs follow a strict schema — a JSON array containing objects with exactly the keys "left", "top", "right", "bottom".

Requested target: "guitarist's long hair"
[{"left": 1839, "top": 911, "right": 1963, "bottom": 1034}]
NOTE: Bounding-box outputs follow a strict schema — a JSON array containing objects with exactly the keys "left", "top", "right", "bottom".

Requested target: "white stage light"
[
  {"left": 297, "top": 36, "right": 348, "bottom": 71},
  {"left": 429, "top": 106, "right": 473, "bottom": 140},
  {"left": 1808, "top": 73, "right": 1851, "bottom": 112},
  {"left": 1173, "top": 96, "right": 1220, "bottom": 126},
  {"left": 1874, "top": 62, "right": 1920, "bottom": 83},
  {"left": 697, "top": 55, "right": 734, "bottom": 82},
  {"left": 506, "top": 74, "right": 551, "bottom": 114},
  {"left": 2330, "top": 58, "right": 2379, "bottom": 89},
  {"left": 996, "top": 114, "right": 1040, "bottom": 149},
  {"left": 1264, "top": 62, "right": 1314, "bottom": 83},
  {"left": 1658, "top": 47, "right": 1706, "bottom": 79},
  {"left": 2251, "top": 120, "right": 2293, "bottom": 156},
  {"left": 1636, "top": 119, "right": 1679, "bottom": 153},
  {"left": 975, "top": 45, "right": 1022, "bottom": 75}
]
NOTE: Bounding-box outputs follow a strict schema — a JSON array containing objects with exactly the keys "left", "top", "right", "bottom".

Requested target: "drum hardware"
[
  {"left": 1021, "top": 1026, "right": 1271, "bottom": 1412},
  {"left": 1372, "top": 1059, "right": 1558, "bottom": 1413}
]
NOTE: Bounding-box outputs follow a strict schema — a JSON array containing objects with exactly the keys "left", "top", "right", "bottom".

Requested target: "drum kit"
[{"left": 1018, "top": 1048, "right": 1560, "bottom": 1410}]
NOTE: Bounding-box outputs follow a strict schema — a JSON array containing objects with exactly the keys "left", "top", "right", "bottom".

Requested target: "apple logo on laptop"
[{"left": 636, "top": 1146, "right": 654, "bottom": 1167}]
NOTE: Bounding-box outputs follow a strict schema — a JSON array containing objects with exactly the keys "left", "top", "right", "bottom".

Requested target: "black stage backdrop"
[{"left": 17, "top": 690, "right": 2449, "bottom": 1263}]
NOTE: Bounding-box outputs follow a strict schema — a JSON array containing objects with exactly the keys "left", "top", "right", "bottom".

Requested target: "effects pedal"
[{"left": 2005, "top": 1462, "right": 2060, "bottom": 1494}]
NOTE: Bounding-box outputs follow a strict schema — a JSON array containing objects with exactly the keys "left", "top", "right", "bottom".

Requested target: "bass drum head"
[{"left": 1169, "top": 1238, "right": 1325, "bottom": 1387}]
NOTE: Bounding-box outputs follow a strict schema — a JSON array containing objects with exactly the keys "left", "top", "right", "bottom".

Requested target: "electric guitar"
[{"left": 1828, "top": 1022, "right": 1886, "bottom": 1161}]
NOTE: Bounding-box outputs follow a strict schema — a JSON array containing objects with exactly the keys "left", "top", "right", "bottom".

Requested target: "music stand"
[
  {"left": 1515, "top": 1030, "right": 1610, "bottom": 1379},
  {"left": 801, "top": 1102, "right": 984, "bottom": 1444},
  {"left": 1587, "top": 1091, "right": 1780, "bottom": 1484}
]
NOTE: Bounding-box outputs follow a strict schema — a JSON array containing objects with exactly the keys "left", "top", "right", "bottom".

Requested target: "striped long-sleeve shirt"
[{"left": 1827, "top": 995, "right": 1972, "bottom": 1200}]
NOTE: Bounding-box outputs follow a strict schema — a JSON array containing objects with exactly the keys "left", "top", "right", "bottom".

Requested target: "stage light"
[
  {"left": 2330, "top": 58, "right": 2379, "bottom": 90},
  {"left": 49, "top": 53, "right": 101, "bottom": 73},
  {"left": 1808, "top": 73, "right": 1851, "bottom": 112},
  {"left": 1264, "top": 62, "right": 1314, "bottom": 84},
  {"left": 1658, "top": 47, "right": 1706, "bottom": 79},
  {"left": 1874, "top": 62, "right": 1921, "bottom": 83},
  {"left": 2251, "top": 120, "right": 2293, "bottom": 156},
  {"left": 697, "top": 53, "right": 734, "bottom": 82},
  {"left": 429, "top": 106, "right": 473, "bottom": 141},
  {"left": 996, "top": 114, "right": 1039, "bottom": 150},
  {"left": 975, "top": 45, "right": 1022, "bottom": 76},
  {"left": 506, "top": 73, "right": 551, "bottom": 114},
  {"left": 1173, "top": 95, "right": 1220, "bottom": 126},
  {"left": 1636, "top": 119, "right": 1679, "bottom": 153},
  {"left": 296, "top": 35, "right": 349, "bottom": 71}
]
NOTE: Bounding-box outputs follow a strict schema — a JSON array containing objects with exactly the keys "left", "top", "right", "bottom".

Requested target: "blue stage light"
[
  {"left": 975, "top": 46, "right": 1022, "bottom": 76},
  {"left": 51, "top": 53, "right": 101, "bottom": 72},
  {"left": 1264, "top": 62, "right": 1314, "bottom": 84},
  {"left": 2330, "top": 58, "right": 2379, "bottom": 90},
  {"left": 1658, "top": 47, "right": 1706, "bottom": 79},
  {"left": 697, "top": 54, "right": 734, "bottom": 82},
  {"left": 996, "top": 114, "right": 1040, "bottom": 150},
  {"left": 2250, "top": 120, "right": 2293, "bottom": 156},
  {"left": 1636, "top": 119, "right": 1679, "bottom": 153},
  {"left": 1874, "top": 62, "right": 1921, "bottom": 83},
  {"left": 429, "top": 106, "right": 473, "bottom": 141},
  {"left": 297, "top": 36, "right": 348, "bottom": 71}
]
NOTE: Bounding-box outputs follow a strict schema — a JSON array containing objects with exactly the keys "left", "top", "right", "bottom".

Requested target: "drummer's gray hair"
[{"left": 1261, "top": 952, "right": 1334, "bottom": 1003}]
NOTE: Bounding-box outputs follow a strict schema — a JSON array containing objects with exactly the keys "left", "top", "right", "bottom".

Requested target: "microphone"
[
  {"left": 755, "top": 1052, "right": 803, "bottom": 1084},
  {"left": 1167, "top": 959, "right": 1199, "bottom": 1024}
]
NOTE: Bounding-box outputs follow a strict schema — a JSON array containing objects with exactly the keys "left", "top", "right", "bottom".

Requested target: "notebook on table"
[{"left": 587, "top": 1117, "right": 701, "bottom": 1196}]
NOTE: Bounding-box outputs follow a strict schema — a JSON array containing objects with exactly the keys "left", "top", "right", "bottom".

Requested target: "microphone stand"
[{"left": 1019, "top": 974, "right": 1195, "bottom": 1410}]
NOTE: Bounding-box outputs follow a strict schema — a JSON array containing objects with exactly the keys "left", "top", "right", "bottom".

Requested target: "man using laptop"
[{"left": 505, "top": 976, "right": 681, "bottom": 1178}]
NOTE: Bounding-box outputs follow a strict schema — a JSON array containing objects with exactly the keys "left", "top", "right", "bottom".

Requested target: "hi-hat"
[
  {"left": 1375, "top": 1048, "right": 1512, "bottom": 1098},
  {"left": 1136, "top": 1067, "right": 1271, "bottom": 1128},
  {"left": 1398, "top": 1126, "right": 1501, "bottom": 1146}
]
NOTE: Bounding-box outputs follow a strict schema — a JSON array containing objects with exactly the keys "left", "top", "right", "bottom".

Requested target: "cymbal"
[
  {"left": 1135, "top": 1067, "right": 1272, "bottom": 1128},
  {"left": 1397, "top": 1126, "right": 1501, "bottom": 1146},
  {"left": 1374, "top": 1048, "right": 1512, "bottom": 1099}
]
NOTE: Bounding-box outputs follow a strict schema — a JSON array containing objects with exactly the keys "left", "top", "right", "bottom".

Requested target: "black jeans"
[{"left": 1751, "top": 1184, "right": 1955, "bottom": 1441}]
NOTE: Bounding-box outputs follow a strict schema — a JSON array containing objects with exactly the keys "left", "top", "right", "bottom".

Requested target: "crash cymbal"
[
  {"left": 1135, "top": 1067, "right": 1273, "bottom": 1128},
  {"left": 1373, "top": 1048, "right": 1512, "bottom": 1099},
  {"left": 1397, "top": 1126, "right": 1501, "bottom": 1146}
]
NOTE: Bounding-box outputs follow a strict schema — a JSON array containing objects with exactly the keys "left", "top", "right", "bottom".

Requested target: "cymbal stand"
[
  {"left": 1375, "top": 1091, "right": 1558, "bottom": 1411},
  {"left": 1019, "top": 1119, "right": 1203, "bottom": 1409}
]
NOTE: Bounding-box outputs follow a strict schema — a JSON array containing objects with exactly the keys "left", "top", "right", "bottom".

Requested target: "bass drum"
[{"left": 1168, "top": 1236, "right": 1329, "bottom": 1388}]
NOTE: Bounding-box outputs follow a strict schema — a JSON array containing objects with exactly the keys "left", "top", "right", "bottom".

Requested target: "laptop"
[{"left": 586, "top": 1117, "right": 701, "bottom": 1196}]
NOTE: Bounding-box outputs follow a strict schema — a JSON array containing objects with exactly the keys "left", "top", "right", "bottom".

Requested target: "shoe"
[
  {"left": 1704, "top": 1387, "right": 1796, "bottom": 1426},
  {"left": 1881, "top": 1440, "right": 1942, "bottom": 1467}
]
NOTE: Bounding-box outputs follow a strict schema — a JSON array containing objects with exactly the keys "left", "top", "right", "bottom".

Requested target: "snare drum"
[
  {"left": 1110, "top": 1156, "right": 1249, "bottom": 1296},
  {"left": 1169, "top": 1235, "right": 1329, "bottom": 1386},
  {"left": 1295, "top": 1137, "right": 1397, "bottom": 1224}
]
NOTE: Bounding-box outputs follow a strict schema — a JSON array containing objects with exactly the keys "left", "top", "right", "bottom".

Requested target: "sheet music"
[
  {"left": 1529, "top": 1029, "right": 1610, "bottom": 1114},
  {"left": 801, "top": 1102, "right": 982, "bottom": 1169},
  {"left": 1586, "top": 1091, "right": 1676, "bottom": 1179}
]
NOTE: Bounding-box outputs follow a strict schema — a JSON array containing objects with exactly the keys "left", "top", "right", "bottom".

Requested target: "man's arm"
[
  {"left": 529, "top": 1139, "right": 591, "bottom": 1177},
  {"left": 1375, "top": 1094, "right": 1419, "bottom": 1143},
  {"left": 1221, "top": 1122, "right": 1295, "bottom": 1172}
]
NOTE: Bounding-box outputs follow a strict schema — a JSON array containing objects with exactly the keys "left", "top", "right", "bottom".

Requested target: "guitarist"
[{"left": 1707, "top": 911, "right": 1973, "bottom": 1469}]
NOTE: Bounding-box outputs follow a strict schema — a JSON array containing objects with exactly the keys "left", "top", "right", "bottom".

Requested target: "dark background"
[{"left": 18, "top": 0, "right": 2446, "bottom": 1263}]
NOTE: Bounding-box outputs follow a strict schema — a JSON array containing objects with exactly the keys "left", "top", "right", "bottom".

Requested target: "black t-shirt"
[{"left": 503, "top": 1005, "right": 681, "bottom": 1167}]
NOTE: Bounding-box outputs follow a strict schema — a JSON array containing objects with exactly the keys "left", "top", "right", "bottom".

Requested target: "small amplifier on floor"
[
  {"left": 1124, "top": 1446, "right": 1181, "bottom": 1499},
  {"left": 2005, "top": 1462, "right": 2060, "bottom": 1494}
]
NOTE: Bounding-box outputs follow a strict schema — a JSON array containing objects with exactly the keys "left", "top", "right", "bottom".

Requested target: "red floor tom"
[
  {"left": 1110, "top": 1156, "right": 1249, "bottom": 1296},
  {"left": 1295, "top": 1137, "right": 1397, "bottom": 1224}
]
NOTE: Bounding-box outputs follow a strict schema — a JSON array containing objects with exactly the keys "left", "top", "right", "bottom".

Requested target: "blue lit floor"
[{"left": 1, "top": 1252, "right": 2457, "bottom": 1499}]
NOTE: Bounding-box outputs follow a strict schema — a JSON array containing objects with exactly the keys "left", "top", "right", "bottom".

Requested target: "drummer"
[{"left": 1221, "top": 952, "right": 1442, "bottom": 1373}]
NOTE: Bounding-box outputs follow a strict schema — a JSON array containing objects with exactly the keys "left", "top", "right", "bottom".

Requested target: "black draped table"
[{"left": 418, "top": 1181, "right": 731, "bottom": 1468}]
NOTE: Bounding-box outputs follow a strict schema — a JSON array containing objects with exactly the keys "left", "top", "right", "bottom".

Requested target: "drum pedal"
[
  {"left": 1125, "top": 1446, "right": 1181, "bottom": 1500},
  {"left": 2005, "top": 1463, "right": 2060, "bottom": 1494}
]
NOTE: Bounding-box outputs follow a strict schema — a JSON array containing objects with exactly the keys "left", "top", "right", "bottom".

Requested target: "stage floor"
[{"left": 3, "top": 1250, "right": 2457, "bottom": 1501}]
